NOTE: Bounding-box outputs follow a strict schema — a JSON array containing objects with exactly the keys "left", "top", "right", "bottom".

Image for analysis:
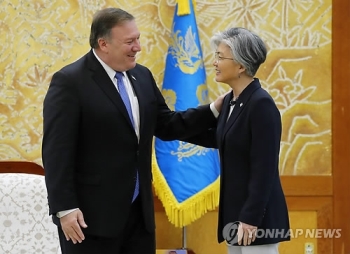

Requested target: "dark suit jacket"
[
  {"left": 42, "top": 50, "right": 217, "bottom": 238},
  {"left": 192, "top": 79, "right": 290, "bottom": 245}
]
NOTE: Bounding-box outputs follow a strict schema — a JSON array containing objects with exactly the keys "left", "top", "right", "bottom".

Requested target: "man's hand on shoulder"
[{"left": 213, "top": 90, "right": 232, "bottom": 114}]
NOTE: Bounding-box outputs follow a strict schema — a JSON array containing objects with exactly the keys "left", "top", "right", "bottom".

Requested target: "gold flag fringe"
[{"left": 152, "top": 151, "right": 220, "bottom": 227}]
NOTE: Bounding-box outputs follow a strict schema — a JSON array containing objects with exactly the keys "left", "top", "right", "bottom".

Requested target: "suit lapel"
[
  {"left": 126, "top": 70, "right": 144, "bottom": 134},
  {"left": 87, "top": 51, "right": 134, "bottom": 129},
  {"left": 222, "top": 79, "right": 261, "bottom": 138},
  {"left": 223, "top": 99, "right": 245, "bottom": 136}
]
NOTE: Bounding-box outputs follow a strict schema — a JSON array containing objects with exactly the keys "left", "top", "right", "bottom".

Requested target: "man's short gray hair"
[{"left": 89, "top": 8, "right": 134, "bottom": 49}]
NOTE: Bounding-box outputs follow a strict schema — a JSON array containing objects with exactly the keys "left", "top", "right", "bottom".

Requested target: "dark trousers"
[{"left": 58, "top": 196, "right": 155, "bottom": 254}]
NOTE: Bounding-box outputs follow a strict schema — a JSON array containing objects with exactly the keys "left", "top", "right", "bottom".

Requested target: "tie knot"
[{"left": 115, "top": 71, "right": 124, "bottom": 80}]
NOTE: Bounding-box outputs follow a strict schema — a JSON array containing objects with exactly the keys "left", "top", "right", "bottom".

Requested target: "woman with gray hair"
[{"left": 194, "top": 27, "right": 290, "bottom": 253}]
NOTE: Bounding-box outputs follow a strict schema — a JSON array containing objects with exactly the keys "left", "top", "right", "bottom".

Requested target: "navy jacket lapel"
[
  {"left": 126, "top": 70, "right": 145, "bottom": 137},
  {"left": 87, "top": 51, "right": 134, "bottom": 128},
  {"left": 221, "top": 79, "right": 261, "bottom": 139},
  {"left": 223, "top": 99, "right": 245, "bottom": 136}
]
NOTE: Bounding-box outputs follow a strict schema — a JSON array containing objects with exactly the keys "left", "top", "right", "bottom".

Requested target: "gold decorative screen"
[{"left": 0, "top": 0, "right": 331, "bottom": 175}]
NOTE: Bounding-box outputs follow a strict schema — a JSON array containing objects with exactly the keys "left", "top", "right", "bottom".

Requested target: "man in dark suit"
[{"left": 42, "top": 8, "right": 223, "bottom": 254}]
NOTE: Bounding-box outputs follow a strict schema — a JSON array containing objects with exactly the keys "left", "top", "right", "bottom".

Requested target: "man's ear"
[{"left": 98, "top": 38, "right": 108, "bottom": 52}]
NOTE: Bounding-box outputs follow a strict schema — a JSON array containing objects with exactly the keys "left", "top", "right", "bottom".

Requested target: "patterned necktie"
[{"left": 115, "top": 72, "right": 139, "bottom": 202}]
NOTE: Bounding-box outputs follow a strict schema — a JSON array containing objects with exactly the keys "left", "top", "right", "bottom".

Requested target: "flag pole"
[{"left": 182, "top": 226, "right": 187, "bottom": 249}]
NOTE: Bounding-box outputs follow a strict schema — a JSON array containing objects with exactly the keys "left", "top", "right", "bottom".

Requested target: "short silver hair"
[{"left": 210, "top": 27, "right": 267, "bottom": 77}]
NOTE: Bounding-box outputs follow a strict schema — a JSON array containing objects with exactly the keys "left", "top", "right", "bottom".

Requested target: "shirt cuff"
[
  {"left": 56, "top": 208, "right": 78, "bottom": 218},
  {"left": 210, "top": 102, "right": 220, "bottom": 118}
]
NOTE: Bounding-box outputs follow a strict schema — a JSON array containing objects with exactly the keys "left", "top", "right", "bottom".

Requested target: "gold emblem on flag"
[
  {"left": 161, "top": 89, "right": 177, "bottom": 111},
  {"left": 171, "top": 141, "right": 213, "bottom": 161},
  {"left": 196, "top": 84, "right": 209, "bottom": 105},
  {"left": 168, "top": 25, "right": 203, "bottom": 74}
]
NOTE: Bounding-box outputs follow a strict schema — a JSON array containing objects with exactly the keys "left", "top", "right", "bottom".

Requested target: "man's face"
[{"left": 102, "top": 20, "right": 141, "bottom": 72}]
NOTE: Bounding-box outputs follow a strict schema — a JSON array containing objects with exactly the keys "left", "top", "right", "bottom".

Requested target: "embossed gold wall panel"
[{"left": 0, "top": 0, "right": 331, "bottom": 175}]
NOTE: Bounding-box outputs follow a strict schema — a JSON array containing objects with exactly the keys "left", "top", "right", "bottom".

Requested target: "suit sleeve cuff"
[
  {"left": 210, "top": 102, "right": 220, "bottom": 118},
  {"left": 56, "top": 208, "right": 79, "bottom": 218}
]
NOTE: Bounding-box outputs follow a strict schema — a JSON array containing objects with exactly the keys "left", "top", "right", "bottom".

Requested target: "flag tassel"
[{"left": 177, "top": 0, "right": 191, "bottom": 16}]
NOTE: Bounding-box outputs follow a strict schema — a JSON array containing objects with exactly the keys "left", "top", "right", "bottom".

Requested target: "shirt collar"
[{"left": 92, "top": 49, "right": 126, "bottom": 81}]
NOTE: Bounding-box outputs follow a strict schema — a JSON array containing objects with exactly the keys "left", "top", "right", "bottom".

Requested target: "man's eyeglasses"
[{"left": 214, "top": 52, "right": 234, "bottom": 61}]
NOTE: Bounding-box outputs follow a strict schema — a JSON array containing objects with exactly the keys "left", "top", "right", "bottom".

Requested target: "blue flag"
[{"left": 152, "top": 0, "right": 220, "bottom": 227}]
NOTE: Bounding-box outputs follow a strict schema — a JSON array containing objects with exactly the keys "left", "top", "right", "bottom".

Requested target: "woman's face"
[{"left": 213, "top": 42, "right": 242, "bottom": 85}]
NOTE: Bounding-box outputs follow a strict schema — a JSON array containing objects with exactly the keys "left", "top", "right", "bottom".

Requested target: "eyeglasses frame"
[{"left": 214, "top": 51, "right": 234, "bottom": 61}]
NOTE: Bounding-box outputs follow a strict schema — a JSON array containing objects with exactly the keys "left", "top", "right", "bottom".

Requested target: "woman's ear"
[{"left": 239, "top": 64, "right": 246, "bottom": 73}]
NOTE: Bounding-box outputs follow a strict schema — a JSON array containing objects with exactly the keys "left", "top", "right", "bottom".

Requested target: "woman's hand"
[{"left": 237, "top": 221, "right": 257, "bottom": 246}]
